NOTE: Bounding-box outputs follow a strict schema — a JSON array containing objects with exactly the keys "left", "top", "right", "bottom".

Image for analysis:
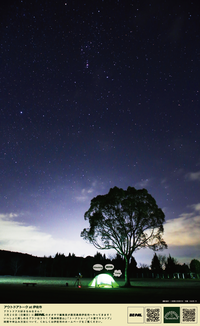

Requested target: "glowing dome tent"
[{"left": 88, "top": 273, "right": 119, "bottom": 288}]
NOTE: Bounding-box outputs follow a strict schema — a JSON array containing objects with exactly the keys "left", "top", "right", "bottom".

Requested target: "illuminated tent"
[{"left": 88, "top": 273, "right": 119, "bottom": 288}]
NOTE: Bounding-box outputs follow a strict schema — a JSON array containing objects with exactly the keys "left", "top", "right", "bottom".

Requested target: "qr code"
[
  {"left": 145, "top": 308, "right": 161, "bottom": 323},
  {"left": 182, "top": 308, "right": 197, "bottom": 323}
]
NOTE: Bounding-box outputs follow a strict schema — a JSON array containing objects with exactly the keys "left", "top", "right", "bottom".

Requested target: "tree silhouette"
[
  {"left": 190, "top": 259, "right": 200, "bottom": 275},
  {"left": 151, "top": 253, "right": 162, "bottom": 276},
  {"left": 157, "top": 254, "right": 167, "bottom": 270},
  {"left": 81, "top": 186, "right": 167, "bottom": 287},
  {"left": 94, "top": 252, "right": 105, "bottom": 261},
  {"left": 165, "top": 254, "right": 178, "bottom": 276},
  {"left": 112, "top": 253, "right": 125, "bottom": 273}
]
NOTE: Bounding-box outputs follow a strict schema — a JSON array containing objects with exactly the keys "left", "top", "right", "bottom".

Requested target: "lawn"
[{"left": 0, "top": 276, "right": 199, "bottom": 304}]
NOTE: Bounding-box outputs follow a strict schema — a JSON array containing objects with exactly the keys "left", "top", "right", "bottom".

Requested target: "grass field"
[{"left": 0, "top": 276, "right": 200, "bottom": 304}]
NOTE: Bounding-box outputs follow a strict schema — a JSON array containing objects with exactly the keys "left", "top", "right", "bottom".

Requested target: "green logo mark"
[{"left": 164, "top": 307, "right": 180, "bottom": 323}]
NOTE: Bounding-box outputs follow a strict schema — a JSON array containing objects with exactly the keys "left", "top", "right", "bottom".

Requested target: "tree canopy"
[{"left": 81, "top": 186, "right": 167, "bottom": 286}]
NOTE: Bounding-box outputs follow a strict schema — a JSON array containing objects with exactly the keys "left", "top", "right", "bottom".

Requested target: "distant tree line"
[
  {"left": 149, "top": 253, "right": 198, "bottom": 279},
  {"left": 0, "top": 250, "right": 199, "bottom": 279}
]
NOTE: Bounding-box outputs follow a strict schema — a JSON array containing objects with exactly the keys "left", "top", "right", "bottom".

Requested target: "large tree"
[{"left": 81, "top": 186, "right": 167, "bottom": 287}]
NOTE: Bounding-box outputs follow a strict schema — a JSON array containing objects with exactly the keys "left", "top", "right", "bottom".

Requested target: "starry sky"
[{"left": 0, "top": 0, "right": 200, "bottom": 267}]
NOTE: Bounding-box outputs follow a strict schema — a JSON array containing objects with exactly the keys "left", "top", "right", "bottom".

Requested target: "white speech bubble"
[
  {"left": 93, "top": 264, "right": 103, "bottom": 271},
  {"left": 113, "top": 270, "right": 122, "bottom": 277},
  {"left": 105, "top": 264, "right": 114, "bottom": 270}
]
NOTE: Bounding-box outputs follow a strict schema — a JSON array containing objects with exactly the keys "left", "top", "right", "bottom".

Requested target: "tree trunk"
[{"left": 124, "top": 256, "right": 131, "bottom": 287}]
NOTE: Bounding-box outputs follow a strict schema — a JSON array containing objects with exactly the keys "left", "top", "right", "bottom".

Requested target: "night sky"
[{"left": 0, "top": 0, "right": 200, "bottom": 266}]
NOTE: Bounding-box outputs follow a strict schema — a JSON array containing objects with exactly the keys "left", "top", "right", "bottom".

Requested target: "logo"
[
  {"left": 127, "top": 307, "right": 144, "bottom": 324},
  {"left": 164, "top": 307, "right": 180, "bottom": 323}
]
